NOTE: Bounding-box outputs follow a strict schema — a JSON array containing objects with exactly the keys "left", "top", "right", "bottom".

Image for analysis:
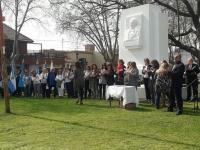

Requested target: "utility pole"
[{"left": 0, "top": 2, "right": 10, "bottom": 113}]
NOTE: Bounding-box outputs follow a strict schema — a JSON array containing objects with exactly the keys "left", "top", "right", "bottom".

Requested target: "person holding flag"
[{"left": 8, "top": 61, "right": 16, "bottom": 94}]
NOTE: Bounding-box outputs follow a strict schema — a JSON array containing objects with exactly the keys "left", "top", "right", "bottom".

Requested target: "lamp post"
[{"left": 0, "top": 2, "right": 10, "bottom": 113}]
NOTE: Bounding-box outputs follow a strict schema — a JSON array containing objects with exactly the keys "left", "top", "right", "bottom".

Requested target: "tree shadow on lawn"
[
  {"left": 10, "top": 112, "right": 200, "bottom": 148},
  {"left": 83, "top": 103, "right": 152, "bottom": 112}
]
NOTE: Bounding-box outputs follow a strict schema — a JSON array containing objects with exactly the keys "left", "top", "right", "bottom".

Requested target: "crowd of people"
[
  {"left": 142, "top": 54, "right": 199, "bottom": 115},
  {"left": 0, "top": 54, "right": 199, "bottom": 115}
]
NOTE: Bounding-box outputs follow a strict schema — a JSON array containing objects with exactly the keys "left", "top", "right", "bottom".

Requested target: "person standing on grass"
[
  {"left": 39, "top": 68, "right": 48, "bottom": 98},
  {"left": 23, "top": 70, "right": 31, "bottom": 98},
  {"left": 148, "top": 59, "right": 160, "bottom": 105},
  {"left": 63, "top": 68, "right": 73, "bottom": 98},
  {"left": 124, "top": 61, "right": 139, "bottom": 90},
  {"left": 31, "top": 70, "right": 41, "bottom": 98},
  {"left": 106, "top": 63, "right": 115, "bottom": 86},
  {"left": 184, "top": 58, "right": 199, "bottom": 102},
  {"left": 115, "top": 59, "right": 125, "bottom": 85},
  {"left": 98, "top": 63, "right": 107, "bottom": 100},
  {"left": 84, "top": 66, "right": 92, "bottom": 99},
  {"left": 90, "top": 64, "right": 99, "bottom": 99},
  {"left": 47, "top": 68, "right": 57, "bottom": 98},
  {"left": 74, "top": 62, "right": 85, "bottom": 105},
  {"left": 164, "top": 54, "right": 185, "bottom": 115},
  {"left": 160, "top": 60, "right": 172, "bottom": 107},
  {"left": 142, "top": 58, "right": 151, "bottom": 101},
  {"left": 56, "top": 69, "right": 64, "bottom": 98},
  {"left": 155, "top": 63, "right": 170, "bottom": 109}
]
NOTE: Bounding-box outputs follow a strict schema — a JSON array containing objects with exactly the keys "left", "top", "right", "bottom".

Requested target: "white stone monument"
[{"left": 119, "top": 4, "right": 168, "bottom": 72}]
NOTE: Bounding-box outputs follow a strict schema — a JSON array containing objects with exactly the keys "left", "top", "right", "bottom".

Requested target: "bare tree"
[{"left": 49, "top": 0, "right": 120, "bottom": 66}]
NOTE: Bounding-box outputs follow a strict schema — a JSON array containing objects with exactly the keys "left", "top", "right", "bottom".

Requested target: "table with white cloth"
[{"left": 106, "top": 85, "right": 139, "bottom": 107}]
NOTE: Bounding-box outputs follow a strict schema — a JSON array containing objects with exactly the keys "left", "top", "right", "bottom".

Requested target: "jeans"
[
  {"left": 24, "top": 83, "right": 31, "bottom": 97},
  {"left": 155, "top": 92, "right": 170, "bottom": 109}
]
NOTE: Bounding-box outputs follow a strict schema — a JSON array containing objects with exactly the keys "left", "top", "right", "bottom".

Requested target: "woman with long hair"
[
  {"left": 74, "top": 62, "right": 85, "bottom": 105},
  {"left": 98, "top": 63, "right": 107, "bottom": 100},
  {"left": 160, "top": 60, "right": 171, "bottom": 107},
  {"left": 155, "top": 63, "right": 170, "bottom": 109},
  {"left": 124, "top": 61, "right": 139, "bottom": 89},
  {"left": 84, "top": 65, "right": 92, "bottom": 99},
  {"left": 106, "top": 63, "right": 115, "bottom": 86},
  {"left": 115, "top": 59, "right": 125, "bottom": 85},
  {"left": 31, "top": 70, "right": 41, "bottom": 98},
  {"left": 148, "top": 59, "right": 159, "bottom": 105},
  {"left": 142, "top": 58, "right": 151, "bottom": 101},
  {"left": 90, "top": 64, "right": 99, "bottom": 99}
]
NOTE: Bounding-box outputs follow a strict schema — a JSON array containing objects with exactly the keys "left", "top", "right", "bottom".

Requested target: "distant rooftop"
[{"left": 3, "top": 24, "right": 34, "bottom": 43}]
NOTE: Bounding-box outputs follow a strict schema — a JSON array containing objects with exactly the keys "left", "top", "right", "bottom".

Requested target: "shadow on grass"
[{"left": 9, "top": 112, "right": 200, "bottom": 148}]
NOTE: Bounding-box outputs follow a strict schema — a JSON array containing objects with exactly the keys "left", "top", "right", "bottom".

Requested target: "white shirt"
[
  {"left": 144, "top": 66, "right": 148, "bottom": 78},
  {"left": 39, "top": 73, "right": 48, "bottom": 83},
  {"left": 55, "top": 74, "right": 64, "bottom": 81},
  {"left": 84, "top": 70, "right": 91, "bottom": 80},
  {"left": 64, "top": 72, "right": 72, "bottom": 83},
  {"left": 32, "top": 74, "right": 40, "bottom": 84}
]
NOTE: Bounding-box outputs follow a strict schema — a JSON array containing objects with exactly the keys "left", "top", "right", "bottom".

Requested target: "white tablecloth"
[{"left": 106, "top": 85, "right": 139, "bottom": 106}]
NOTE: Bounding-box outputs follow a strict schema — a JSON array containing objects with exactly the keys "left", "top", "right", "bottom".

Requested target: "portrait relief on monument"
[{"left": 123, "top": 14, "right": 143, "bottom": 49}]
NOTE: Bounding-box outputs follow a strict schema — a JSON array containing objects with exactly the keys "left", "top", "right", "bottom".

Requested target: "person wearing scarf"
[{"left": 115, "top": 59, "right": 125, "bottom": 85}]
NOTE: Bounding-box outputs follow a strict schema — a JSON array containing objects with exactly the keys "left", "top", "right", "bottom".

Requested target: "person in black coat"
[
  {"left": 148, "top": 59, "right": 159, "bottom": 105},
  {"left": 142, "top": 58, "right": 152, "bottom": 101},
  {"left": 47, "top": 68, "right": 57, "bottom": 98},
  {"left": 185, "top": 58, "right": 200, "bottom": 101},
  {"left": 106, "top": 64, "right": 115, "bottom": 86},
  {"left": 164, "top": 54, "right": 185, "bottom": 115}
]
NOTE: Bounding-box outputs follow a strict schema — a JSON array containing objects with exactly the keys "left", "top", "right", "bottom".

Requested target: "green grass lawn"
[{"left": 0, "top": 97, "right": 200, "bottom": 150}]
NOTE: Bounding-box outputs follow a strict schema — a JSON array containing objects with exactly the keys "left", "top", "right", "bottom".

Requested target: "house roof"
[{"left": 3, "top": 24, "right": 34, "bottom": 43}]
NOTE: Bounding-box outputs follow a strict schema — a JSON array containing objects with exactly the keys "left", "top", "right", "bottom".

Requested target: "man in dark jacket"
[
  {"left": 165, "top": 54, "right": 185, "bottom": 115},
  {"left": 185, "top": 58, "right": 199, "bottom": 101},
  {"left": 47, "top": 68, "right": 57, "bottom": 98}
]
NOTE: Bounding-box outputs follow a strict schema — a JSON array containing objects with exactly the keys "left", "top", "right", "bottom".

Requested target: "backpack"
[{"left": 155, "top": 75, "right": 170, "bottom": 93}]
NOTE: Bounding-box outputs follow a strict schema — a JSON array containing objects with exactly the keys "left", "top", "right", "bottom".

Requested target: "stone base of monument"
[
  {"left": 137, "top": 84, "right": 188, "bottom": 100},
  {"left": 120, "top": 102, "right": 136, "bottom": 109}
]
